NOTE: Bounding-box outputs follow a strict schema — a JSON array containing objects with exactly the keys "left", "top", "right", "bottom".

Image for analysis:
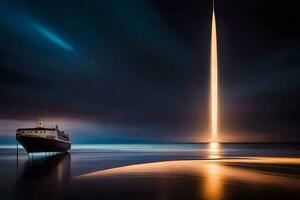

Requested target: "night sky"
[{"left": 0, "top": 0, "right": 299, "bottom": 143}]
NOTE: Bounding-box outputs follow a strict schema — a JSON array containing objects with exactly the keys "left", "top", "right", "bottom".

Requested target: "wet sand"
[{"left": 24, "top": 157, "right": 300, "bottom": 200}]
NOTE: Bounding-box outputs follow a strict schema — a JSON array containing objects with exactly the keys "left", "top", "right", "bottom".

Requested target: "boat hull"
[{"left": 17, "top": 136, "right": 71, "bottom": 153}]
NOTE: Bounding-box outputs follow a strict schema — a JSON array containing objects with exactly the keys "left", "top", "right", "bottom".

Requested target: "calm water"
[{"left": 0, "top": 143, "right": 300, "bottom": 200}]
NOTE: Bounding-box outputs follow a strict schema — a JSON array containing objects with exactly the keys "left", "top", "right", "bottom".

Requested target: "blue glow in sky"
[{"left": 29, "top": 21, "right": 74, "bottom": 51}]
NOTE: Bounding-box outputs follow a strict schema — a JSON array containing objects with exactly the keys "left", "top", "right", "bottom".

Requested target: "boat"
[{"left": 16, "top": 121, "right": 71, "bottom": 153}]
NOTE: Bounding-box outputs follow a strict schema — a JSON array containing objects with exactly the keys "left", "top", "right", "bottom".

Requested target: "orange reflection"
[
  {"left": 57, "top": 161, "right": 63, "bottom": 181},
  {"left": 202, "top": 162, "right": 223, "bottom": 200},
  {"left": 208, "top": 142, "right": 220, "bottom": 159}
]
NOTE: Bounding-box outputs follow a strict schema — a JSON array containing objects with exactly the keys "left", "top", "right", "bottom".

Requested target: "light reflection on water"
[{"left": 208, "top": 142, "right": 220, "bottom": 159}]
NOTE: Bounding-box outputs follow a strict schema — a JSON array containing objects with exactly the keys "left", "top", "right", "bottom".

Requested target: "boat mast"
[{"left": 36, "top": 119, "right": 43, "bottom": 128}]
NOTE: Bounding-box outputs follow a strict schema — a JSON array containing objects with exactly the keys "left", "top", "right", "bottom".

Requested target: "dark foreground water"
[{"left": 0, "top": 143, "right": 300, "bottom": 200}]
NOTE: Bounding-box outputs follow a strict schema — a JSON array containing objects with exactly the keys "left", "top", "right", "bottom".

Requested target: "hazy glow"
[{"left": 210, "top": 6, "right": 218, "bottom": 141}]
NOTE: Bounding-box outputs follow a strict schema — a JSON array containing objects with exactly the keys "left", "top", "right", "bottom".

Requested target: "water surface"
[{"left": 0, "top": 143, "right": 299, "bottom": 200}]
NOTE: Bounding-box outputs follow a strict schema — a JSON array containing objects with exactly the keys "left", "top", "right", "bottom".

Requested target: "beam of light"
[
  {"left": 29, "top": 21, "right": 74, "bottom": 51},
  {"left": 210, "top": 4, "right": 218, "bottom": 142}
]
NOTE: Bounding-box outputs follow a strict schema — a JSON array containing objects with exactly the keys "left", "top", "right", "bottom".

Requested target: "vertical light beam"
[{"left": 210, "top": 5, "right": 218, "bottom": 142}]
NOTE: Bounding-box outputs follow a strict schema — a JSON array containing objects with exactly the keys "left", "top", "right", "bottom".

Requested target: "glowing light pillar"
[{"left": 210, "top": 2, "right": 218, "bottom": 142}]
